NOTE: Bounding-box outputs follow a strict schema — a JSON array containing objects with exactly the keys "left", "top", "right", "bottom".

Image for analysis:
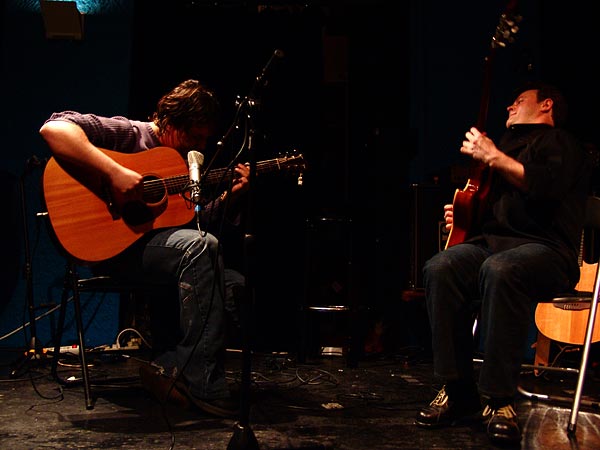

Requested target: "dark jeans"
[
  {"left": 423, "top": 242, "right": 571, "bottom": 399},
  {"left": 98, "top": 227, "right": 229, "bottom": 400}
]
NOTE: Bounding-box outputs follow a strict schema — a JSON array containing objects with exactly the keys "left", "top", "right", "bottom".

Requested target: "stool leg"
[
  {"left": 347, "top": 307, "right": 359, "bottom": 368},
  {"left": 67, "top": 264, "right": 94, "bottom": 410},
  {"left": 72, "top": 285, "right": 93, "bottom": 409},
  {"left": 51, "top": 267, "right": 70, "bottom": 380}
]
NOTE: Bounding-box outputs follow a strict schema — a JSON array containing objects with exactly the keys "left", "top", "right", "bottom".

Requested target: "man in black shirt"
[{"left": 415, "top": 82, "right": 592, "bottom": 445}]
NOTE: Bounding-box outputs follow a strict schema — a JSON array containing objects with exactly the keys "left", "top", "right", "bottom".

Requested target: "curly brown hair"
[{"left": 151, "top": 79, "right": 221, "bottom": 136}]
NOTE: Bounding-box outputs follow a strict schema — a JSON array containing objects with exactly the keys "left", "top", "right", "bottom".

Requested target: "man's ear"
[{"left": 541, "top": 98, "right": 553, "bottom": 113}]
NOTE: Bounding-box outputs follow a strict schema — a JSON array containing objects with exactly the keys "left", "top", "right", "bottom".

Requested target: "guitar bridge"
[{"left": 552, "top": 301, "right": 591, "bottom": 311}]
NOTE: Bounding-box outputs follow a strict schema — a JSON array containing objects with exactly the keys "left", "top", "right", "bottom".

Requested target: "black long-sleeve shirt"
[{"left": 471, "top": 124, "right": 592, "bottom": 286}]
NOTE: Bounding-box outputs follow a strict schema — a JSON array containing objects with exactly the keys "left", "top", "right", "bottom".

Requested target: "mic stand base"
[
  {"left": 9, "top": 346, "right": 49, "bottom": 379},
  {"left": 227, "top": 422, "right": 260, "bottom": 450}
]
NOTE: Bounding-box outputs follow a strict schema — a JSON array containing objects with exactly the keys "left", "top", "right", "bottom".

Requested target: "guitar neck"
[
  {"left": 444, "top": 3, "right": 521, "bottom": 249},
  {"left": 143, "top": 156, "right": 303, "bottom": 200},
  {"left": 201, "top": 158, "right": 289, "bottom": 187}
]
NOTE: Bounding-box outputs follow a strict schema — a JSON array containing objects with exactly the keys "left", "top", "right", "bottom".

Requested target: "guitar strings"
[{"left": 139, "top": 158, "right": 295, "bottom": 197}]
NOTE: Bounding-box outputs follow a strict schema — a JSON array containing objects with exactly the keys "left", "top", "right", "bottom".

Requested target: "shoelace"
[
  {"left": 430, "top": 387, "right": 449, "bottom": 407},
  {"left": 482, "top": 404, "right": 517, "bottom": 419}
]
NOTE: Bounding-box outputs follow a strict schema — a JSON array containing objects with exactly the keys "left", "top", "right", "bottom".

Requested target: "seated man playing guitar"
[
  {"left": 414, "top": 82, "right": 593, "bottom": 444},
  {"left": 39, "top": 79, "right": 248, "bottom": 418}
]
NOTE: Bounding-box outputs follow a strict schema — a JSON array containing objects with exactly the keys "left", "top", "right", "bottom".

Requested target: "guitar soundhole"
[{"left": 120, "top": 175, "right": 166, "bottom": 226}]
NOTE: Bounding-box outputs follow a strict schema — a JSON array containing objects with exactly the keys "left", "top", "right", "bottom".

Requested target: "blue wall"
[{"left": 1, "top": 0, "right": 134, "bottom": 350}]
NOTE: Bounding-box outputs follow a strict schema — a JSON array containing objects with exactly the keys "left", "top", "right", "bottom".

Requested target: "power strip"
[
  {"left": 96, "top": 344, "right": 141, "bottom": 353},
  {"left": 42, "top": 344, "right": 80, "bottom": 354},
  {"left": 42, "top": 343, "right": 141, "bottom": 355}
]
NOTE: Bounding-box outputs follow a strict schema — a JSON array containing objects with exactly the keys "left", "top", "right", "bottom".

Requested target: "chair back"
[
  {"left": 583, "top": 196, "right": 600, "bottom": 265},
  {"left": 585, "top": 196, "right": 600, "bottom": 229}
]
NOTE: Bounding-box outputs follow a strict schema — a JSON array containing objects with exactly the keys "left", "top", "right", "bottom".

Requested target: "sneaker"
[
  {"left": 481, "top": 403, "right": 521, "bottom": 444},
  {"left": 415, "top": 385, "right": 481, "bottom": 428}
]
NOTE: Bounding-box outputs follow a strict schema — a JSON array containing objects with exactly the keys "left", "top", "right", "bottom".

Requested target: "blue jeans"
[
  {"left": 100, "top": 227, "right": 229, "bottom": 400},
  {"left": 423, "top": 242, "right": 571, "bottom": 399}
]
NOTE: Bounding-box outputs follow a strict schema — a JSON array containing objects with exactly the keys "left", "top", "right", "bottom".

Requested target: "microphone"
[
  {"left": 250, "top": 49, "right": 285, "bottom": 99},
  {"left": 271, "top": 48, "right": 285, "bottom": 62},
  {"left": 260, "top": 49, "right": 285, "bottom": 79},
  {"left": 187, "top": 150, "right": 204, "bottom": 204}
]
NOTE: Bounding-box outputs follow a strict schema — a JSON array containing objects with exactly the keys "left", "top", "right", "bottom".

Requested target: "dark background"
[{"left": 1, "top": 0, "right": 599, "bottom": 354}]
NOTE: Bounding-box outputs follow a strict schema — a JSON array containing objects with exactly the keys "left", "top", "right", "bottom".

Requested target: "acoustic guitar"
[
  {"left": 535, "top": 244, "right": 600, "bottom": 345},
  {"left": 42, "top": 146, "right": 305, "bottom": 264},
  {"left": 445, "top": 1, "right": 521, "bottom": 248}
]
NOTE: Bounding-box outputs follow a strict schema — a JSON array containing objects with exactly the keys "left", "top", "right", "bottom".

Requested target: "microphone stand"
[
  {"left": 228, "top": 49, "right": 283, "bottom": 450},
  {"left": 228, "top": 104, "right": 259, "bottom": 450},
  {"left": 10, "top": 157, "right": 47, "bottom": 378}
]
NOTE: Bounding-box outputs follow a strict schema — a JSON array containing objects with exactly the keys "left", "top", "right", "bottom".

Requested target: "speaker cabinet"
[{"left": 408, "top": 184, "right": 453, "bottom": 289}]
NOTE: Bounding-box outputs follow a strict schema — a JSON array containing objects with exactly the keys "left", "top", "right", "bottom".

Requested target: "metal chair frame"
[
  {"left": 50, "top": 263, "right": 145, "bottom": 410},
  {"left": 517, "top": 195, "right": 600, "bottom": 434}
]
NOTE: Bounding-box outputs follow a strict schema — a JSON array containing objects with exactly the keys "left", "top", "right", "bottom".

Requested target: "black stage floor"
[{"left": 1, "top": 346, "right": 599, "bottom": 450}]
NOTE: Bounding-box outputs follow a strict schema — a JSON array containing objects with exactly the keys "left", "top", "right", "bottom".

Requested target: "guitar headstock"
[
  {"left": 276, "top": 152, "right": 306, "bottom": 172},
  {"left": 491, "top": 6, "right": 522, "bottom": 49}
]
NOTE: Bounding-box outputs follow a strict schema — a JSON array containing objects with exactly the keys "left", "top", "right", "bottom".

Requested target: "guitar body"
[
  {"left": 445, "top": 166, "right": 493, "bottom": 249},
  {"left": 535, "top": 261, "right": 600, "bottom": 345},
  {"left": 445, "top": 180, "right": 477, "bottom": 249},
  {"left": 43, "top": 147, "right": 195, "bottom": 265},
  {"left": 43, "top": 147, "right": 306, "bottom": 265}
]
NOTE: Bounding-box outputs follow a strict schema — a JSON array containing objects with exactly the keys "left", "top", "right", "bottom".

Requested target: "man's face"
[
  {"left": 505, "top": 89, "right": 547, "bottom": 127},
  {"left": 160, "top": 124, "right": 215, "bottom": 153}
]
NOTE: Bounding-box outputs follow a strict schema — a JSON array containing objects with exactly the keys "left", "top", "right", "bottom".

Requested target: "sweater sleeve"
[{"left": 46, "top": 111, "right": 138, "bottom": 152}]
